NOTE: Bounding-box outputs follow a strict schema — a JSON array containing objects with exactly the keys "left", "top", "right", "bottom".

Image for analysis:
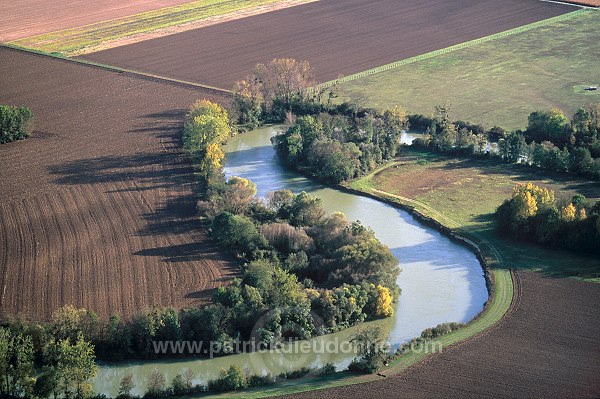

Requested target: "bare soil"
[
  {"left": 279, "top": 271, "right": 600, "bottom": 398},
  {"left": 82, "top": 0, "right": 575, "bottom": 89},
  {"left": 0, "top": 47, "right": 237, "bottom": 320},
  {"left": 0, "top": 0, "right": 195, "bottom": 42},
  {"left": 563, "top": 0, "right": 600, "bottom": 6}
]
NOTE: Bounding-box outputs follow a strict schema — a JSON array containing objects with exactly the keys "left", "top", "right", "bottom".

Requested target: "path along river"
[{"left": 93, "top": 127, "right": 488, "bottom": 396}]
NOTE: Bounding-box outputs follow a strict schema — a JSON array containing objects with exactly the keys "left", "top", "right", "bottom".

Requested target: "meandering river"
[{"left": 93, "top": 127, "right": 487, "bottom": 396}]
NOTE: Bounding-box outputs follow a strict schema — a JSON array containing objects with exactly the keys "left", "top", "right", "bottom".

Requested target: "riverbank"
[{"left": 178, "top": 129, "right": 505, "bottom": 398}]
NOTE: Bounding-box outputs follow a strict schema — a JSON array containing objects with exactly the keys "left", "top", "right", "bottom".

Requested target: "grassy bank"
[
  {"left": 334, "top": 10, "right": 600, "bottom": 130},
  {"left": 190, "top": 157, "right": 522, "bottom": 398},
  {"left": 350, "top": 148, "right": 600, "bottom": 281},
  {"left": 11, "top": 0, "right": 283, "bottom": 55}
]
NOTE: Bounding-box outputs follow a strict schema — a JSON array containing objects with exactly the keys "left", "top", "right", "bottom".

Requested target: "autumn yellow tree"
[
  {"left": 183, "top": 99, "right": 230, "bottom": 178},
  {"left": 561, "top": 203, "right": 577, "bottom": 221},
  {"left": 375, "top": 285, "right": 394, "bottom": 317}
]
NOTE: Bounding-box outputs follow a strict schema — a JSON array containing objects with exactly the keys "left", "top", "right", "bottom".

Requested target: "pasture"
[{"left": 336, "top": 9, "right": 600, "bottom": 130}]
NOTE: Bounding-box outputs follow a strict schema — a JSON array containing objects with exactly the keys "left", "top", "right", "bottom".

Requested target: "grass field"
[
  {"left": 336, "top": 10, "right": 600, "bottom": 130},
  {"left": 349, "top": 148, "right": 600, "bottom": 281},
  {"left": 10, "top": 0, "right": 284, "bottom": 54}
]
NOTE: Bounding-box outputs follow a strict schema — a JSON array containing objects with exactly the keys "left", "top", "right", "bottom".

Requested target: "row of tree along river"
[{"left": 93, "top": 127, "right": 488, "bottom": 396}]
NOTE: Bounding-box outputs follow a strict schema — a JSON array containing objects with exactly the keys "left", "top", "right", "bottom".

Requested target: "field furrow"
[{"left": 0, "top": 47, "right": 236, "bottom": 320}]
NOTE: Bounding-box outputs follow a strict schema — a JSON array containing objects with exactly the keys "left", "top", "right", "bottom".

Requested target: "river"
[{"left": 93, "top": 127, "right": 487, "bottom": 396}]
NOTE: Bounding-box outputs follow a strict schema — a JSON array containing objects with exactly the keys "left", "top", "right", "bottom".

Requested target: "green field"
[
  {"left": 11, "top": 0, "right": 282, "bottom": 55},
  {"left": 335, "top": 10, "right": 600, "bottom": 130},
  {"left": 349, "top": 149, "right": 600, "bottom": 281}
]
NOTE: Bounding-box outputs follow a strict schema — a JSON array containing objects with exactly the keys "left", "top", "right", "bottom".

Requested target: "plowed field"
[
  {"left": 82, "top": 0, "right": 575, "bottom": 89},
  {"left": 0, "top": 47, "right": 237, "bottom": 320},
  {"left": 0, "top": 0, "right": 195, "bottom": 41},
  {"left": 279, "top": 271, "right": 600, "bottom": 398}
]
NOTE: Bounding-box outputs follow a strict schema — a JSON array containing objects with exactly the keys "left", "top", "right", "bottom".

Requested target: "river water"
[{"left": 93, "top": 127, "right": 487, "bottom": 396}]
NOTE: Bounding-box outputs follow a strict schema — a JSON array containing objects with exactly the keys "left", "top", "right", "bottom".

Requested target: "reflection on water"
[{"left": 93, "top": 127, "right": 486, "bottom": 396}]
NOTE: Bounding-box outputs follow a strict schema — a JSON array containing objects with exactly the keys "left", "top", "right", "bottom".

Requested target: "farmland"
[
  {"left": 0, "top": 0, "right": 194, "bottom": 41},
  {"left": 11, "top": 0, "right": 307, "bottom": 55},
  {"left": 336, "top": 9, "right": 600, "bottom": 130},
  {"left": 0, "top": 47, "right": 236, "bottom": 320},
  {"left": 1, "top": 0, "right": 600, "bottom": 396},
  {"left": 278, "top": 271, "right": 600, "bottom": 399},
  {"left": 81, "top": 0, "right": 574, "bottom": 90}
]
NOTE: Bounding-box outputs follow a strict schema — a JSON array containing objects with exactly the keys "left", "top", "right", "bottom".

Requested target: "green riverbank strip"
[
  {"left": 316, "top": 9, "right": 588, "bottom": 89},
  {"left": 10, "top": 0, "right": 281, "bottom": 54},
  {"left": 195, "top": 166, "right": 514, "bottom": 398}
]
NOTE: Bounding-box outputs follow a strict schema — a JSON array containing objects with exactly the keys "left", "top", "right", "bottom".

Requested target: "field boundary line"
[
  {"left": 315, "top": 9, "right": 588, "bottom": 89},
  {"left": 0, "top": 44, "right": 233, "bottom": 95}
]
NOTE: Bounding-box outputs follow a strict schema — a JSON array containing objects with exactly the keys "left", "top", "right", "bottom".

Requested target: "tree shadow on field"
[{"left": 47, "top": 107, "right": 238, "bottom": 282}]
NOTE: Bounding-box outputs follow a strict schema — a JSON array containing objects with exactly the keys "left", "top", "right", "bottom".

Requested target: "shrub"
[
  {"left": 0, "top": 105, "right": 34, "bottom": 144},
  {"left": 208, "top": 365, "right": 248, "bottom": 392}
]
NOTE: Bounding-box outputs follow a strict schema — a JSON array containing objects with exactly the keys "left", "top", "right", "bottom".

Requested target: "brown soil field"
[
  {"left": 0, "top": 47, "right": 237, "bottom": 321},
  {"left": 280, "top": 271, "right": 600, "bottom": 398},
  {"left": 563, "top": 0, "right": 600, "bottom": 6},
  {"left": 0, "top": 0, "right": 195, "bottom": 42},
  {"left": 82, "top": 0, "right": 576, "bottom": 90}
]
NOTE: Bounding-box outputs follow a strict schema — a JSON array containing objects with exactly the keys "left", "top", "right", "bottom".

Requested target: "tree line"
[
  {"left": 184, "top": 99, "right": 401, "bottom": 349},
  {"left": 411, "top": 104, "right": 600, "bottom": 180},
  {"left": 496, "top": 183, "right": 600, "bottom": 254},
  {"left": 231, "top": 59, "right": 600, "bottom": 181},
  {"left": 272, "top": 108, "right": 408, "bottom": 184}
]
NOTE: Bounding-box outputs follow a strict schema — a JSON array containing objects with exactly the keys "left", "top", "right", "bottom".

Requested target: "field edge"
[{"left": 317, "top": 9, "right": 587, "bottom": 90}]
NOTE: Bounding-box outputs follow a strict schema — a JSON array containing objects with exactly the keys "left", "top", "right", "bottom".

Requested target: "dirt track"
[
  {"left": 280, "top": 271, "right": 600, "bottom": 398},
  {"left": 83, "top": 0, "right": 576, "bottom": 90},
  {"left": 0, "top": 47, "right": 237, "bottom": 320},
  {"left": 0, "top": 0, "right": 195, "bottom": 42}
]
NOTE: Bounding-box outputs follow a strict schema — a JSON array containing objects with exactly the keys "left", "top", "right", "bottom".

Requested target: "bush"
[
  {"left": 318, "top": 363, "right": 336, "bottom": 375},
  {"left": 208, "top": 365, "right": 248, "bottom": 392},
  {"left": 0, "top": 105, "right": 34, "bottom": 144},
  {"left": 279, "top": 367, "right": 311, "bottom": 379}
]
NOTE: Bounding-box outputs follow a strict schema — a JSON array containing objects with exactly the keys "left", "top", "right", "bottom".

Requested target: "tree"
[
  {"left": 183, "top": 99, "right": 230, "bottom": 179},
  {"left": 45, "top": 333, "right": 97, "bottom": 399},
  {"left": 145, "top": 369, "right": 166, "bottom": 398},
  {"left": 235, "top": 58, "right": 314, "bottom": 118},
  {"left": 171, "top": 373, "right": 188, "bottom": 396},
  {"left": 526, "top": 108, "right": 569, "bottom": 145},
  {"left": 375, "top": 285, "right": 394, "bottom": 317},
  {"left": 211, "top": 212, "right": 266, "bottom": 256},
  {"left": 561, "top": 203, "right": 577, "bottom": 222},
  {"left": 117, "top": 374, "right": 135, "bottom": 398},
  {"left": 0, "top": 105, "right": 34, "bottom": 144},
  {"left": 289, "top": 191, "right": 326, "bottom": 226},
  {"left": 349, "top": 326, "right": 389, "bottom": 373},
  {"left": 199, "top": 176, "right": 257, "bottom": 219},
  {"left": 34, "top": 370, "right": 59, "bottom": 399},
  {"left": 0, "top": 328, "right": 35, "bottom": 397},
  {"left": 208, "top": 365, "right": 247, "bottom": 392}
]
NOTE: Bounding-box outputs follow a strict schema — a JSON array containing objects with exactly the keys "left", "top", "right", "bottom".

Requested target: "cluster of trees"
[
  {"left": 0, "top": 317, "right": 97, "bottom": 399},
  {"left": 181, "top": 99, "right": 400, "bottom": 350},
  {"left": 232, "top": 58, "right": 337, "bottom": 128},
  {"left": 199, "top": 180, "right": 400, "bottom": 345},
  {"left": 272, "top": 108, "right": 409, "bottom": 183},
  {"left": 496, "top": 183, "right": 600, "bottom": 254},
  {"left": 182, "top": 99, "right": 231, "bottom": 190},
  {"left": 412, "top": 104, "right": 600, "bottom": 179},
  {"left": 0, "top": 105, "right": 34, "bottom": 144}
]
